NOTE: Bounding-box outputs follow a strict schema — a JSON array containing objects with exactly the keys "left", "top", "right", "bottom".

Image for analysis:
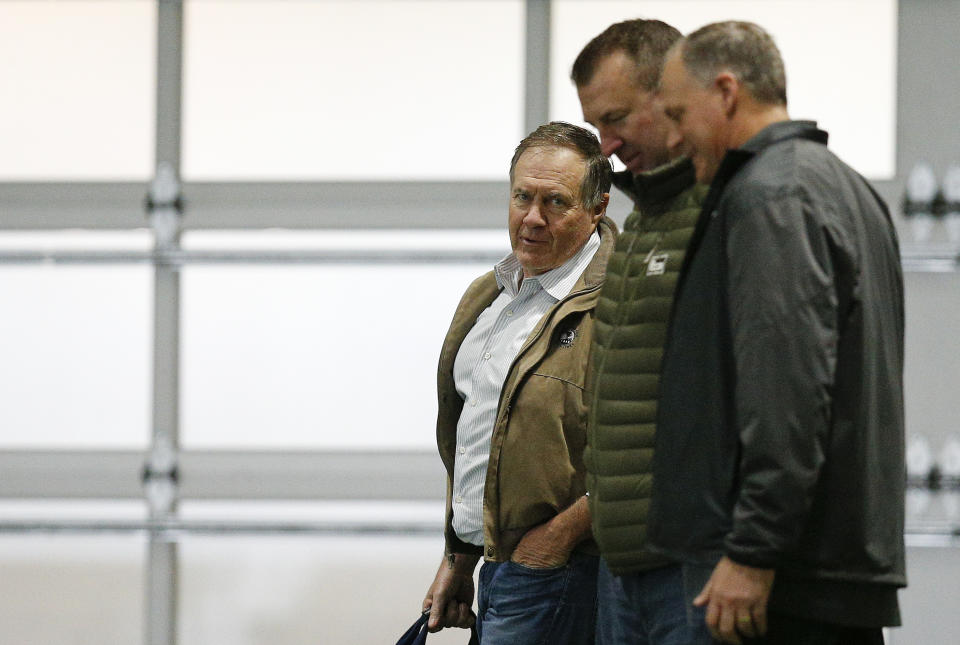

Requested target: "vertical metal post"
[
  {"left": 156, "top": 0, "right": 184, "bottom": 177},
  {"left": 145, "top": 2, "right": 184, "bottom": 645},
  {"left": 524, "top": 0, "right": 551, "bottom": 134}
]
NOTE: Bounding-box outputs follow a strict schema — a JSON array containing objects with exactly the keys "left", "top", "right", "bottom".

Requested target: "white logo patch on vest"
[
  {"left": 559, "top": 328, "right": 578, "bottom": 347},
  {"left": 647, "top": 253, "right": 669, "bottom": 276}
]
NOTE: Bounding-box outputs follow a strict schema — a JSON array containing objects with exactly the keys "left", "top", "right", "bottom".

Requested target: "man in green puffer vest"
[{"left": 572, "top": 18, "right": 709, "bottom": 645}]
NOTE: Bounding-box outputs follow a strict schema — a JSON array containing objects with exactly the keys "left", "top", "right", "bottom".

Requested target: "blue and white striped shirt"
[{"left": 450, "top": 232, "right": 601, "bottom": 545}]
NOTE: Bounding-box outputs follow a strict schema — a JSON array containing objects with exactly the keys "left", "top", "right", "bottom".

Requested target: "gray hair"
[
  {"left": 509, "top": 122, "right": 612, "bottom": 211},
  {"left": 678, "top": 21, "right": 787, "bottom": 106}
]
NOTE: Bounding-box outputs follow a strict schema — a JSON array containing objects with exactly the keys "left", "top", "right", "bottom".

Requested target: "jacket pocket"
[{"left": 530, "top": 313, "right": 593, "bottom": 389}]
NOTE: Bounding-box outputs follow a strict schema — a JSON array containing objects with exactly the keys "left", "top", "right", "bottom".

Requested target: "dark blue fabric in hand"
[{"left": 395, "top": 611, "right": 479, "bottom": 645}]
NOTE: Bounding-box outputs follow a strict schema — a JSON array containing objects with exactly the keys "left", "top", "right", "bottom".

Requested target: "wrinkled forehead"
[{"left": 512, "top": 145, "right": 588, "bottom": 185}]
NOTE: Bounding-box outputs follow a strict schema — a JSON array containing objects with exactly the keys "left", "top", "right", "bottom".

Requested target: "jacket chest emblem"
[
  {"left": 558, "top": 328, "right": 578, "bottom": 348},
  {"left": 647, "top": 252, "right": 669, "bottom": 276}
]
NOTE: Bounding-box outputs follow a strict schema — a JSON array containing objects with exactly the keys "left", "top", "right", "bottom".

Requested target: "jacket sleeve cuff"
[{"left": 723, "top": 542, "right": 780, "bottom": 570}]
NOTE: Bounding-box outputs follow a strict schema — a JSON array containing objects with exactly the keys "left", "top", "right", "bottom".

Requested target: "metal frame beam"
[
  {"left": 0, "top": 450, "right": 444, "bottom": 501},
  {"left": 0, "top": 181, "right": 510, "bottom": 230},
  {"left": 0, "top": 518, "right": 442, "bottom": 536},
  {"left": 524, "top": 0, "right": 551, "bottom": 134},
  {"left": 146, "top": 3, "right": 184, "bottom": 644},
  {"left": 177, "top": 181, "right": 507, "bottom": 229}
]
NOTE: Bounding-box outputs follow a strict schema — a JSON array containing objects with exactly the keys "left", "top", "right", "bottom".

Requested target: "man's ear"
[
  {"left": 593, "top": 193, "right": 610, "bottom": 224},
  {"left": 715, "top": 71, "right": 739, "bottom": 117}
]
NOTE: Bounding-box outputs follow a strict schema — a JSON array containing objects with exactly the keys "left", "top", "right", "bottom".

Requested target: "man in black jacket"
[{"left": 654, "top": 21, "right": 906, "bottom": 645}]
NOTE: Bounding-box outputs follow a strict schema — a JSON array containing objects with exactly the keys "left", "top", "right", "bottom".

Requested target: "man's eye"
[{"left": 514, "top": 192, "right": 529, "bottom": 201}]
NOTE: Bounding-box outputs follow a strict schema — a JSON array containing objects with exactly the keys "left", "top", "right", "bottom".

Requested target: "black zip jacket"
[{"left": 648, "top": 121, "right": 906, "bottom": 627}]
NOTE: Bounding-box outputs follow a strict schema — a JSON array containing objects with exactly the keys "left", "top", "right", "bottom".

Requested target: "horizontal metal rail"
[
  {"left": 905, "top": 521, "right": 960, "bottom": 537},
  {"left": 0, "top": 450, "right": 446, "bottom": 500},
  {"left": 0, "top": 518, "right": 953, "bottom": 542},
  {"left": 0, "top": 248, "right": 507, "bottom": 265},
  {"left": 907, "top": 475, "right": 960, "bottom": 491},
  {"left": 0, "top": 181, "right": 513, "bottom": 230},
  {"left": 900, "top": 243, "right": 960, "bottom": 272},
  {"left": 0, "top": 246, "right": 955, "bottom": 270},
  {"left": 0, "top": 518, "right": 441, "bottom": 537},
  {"left": 904, "top": 532, "right": 960, "bottom": 548}
]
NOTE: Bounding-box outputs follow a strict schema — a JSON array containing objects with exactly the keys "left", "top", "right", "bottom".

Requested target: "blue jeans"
[
  {"left": 476, "top": 551, "right": 598, "bottom": 645},
  {"left": 597, "top": 559, "right": 712, "bottom": 645},
  {"left": 680, "top": 562, "right": 719, "bottom": 644}
]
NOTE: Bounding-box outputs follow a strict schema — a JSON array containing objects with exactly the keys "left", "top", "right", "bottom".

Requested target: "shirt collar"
[{"left": 494, "top": 230, "right": 601, "bottom": 300}]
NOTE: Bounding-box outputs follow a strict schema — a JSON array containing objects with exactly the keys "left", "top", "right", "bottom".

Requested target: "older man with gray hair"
[
  {"left": 422, "top": 121, "right": 617, "bottom": 643},
  {"left": 653, "top": 21, "right": 906, "bottom": 645}
]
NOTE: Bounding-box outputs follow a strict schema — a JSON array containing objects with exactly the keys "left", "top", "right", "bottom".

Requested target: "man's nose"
[
  {"left": 665, "top": 124, "right": 683, "bottom": 153},
  {"left": 599, "top": 134, "right": 622, "bottom": 159},
  {"left": 523, "top": 202, "right": 547, "bottom": 227}
]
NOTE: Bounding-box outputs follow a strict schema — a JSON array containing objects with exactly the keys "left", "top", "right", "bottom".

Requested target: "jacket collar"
[
  {"left": 703, "top": 120, "right": 827, "bottom": 216},
  {"left": 495, "top": 230, "right": 601, "bottom": 300},
  {"left": 676, "top": 121, "right": 829, "bottom": 307},
  {"left": 439, "top": 215, "right": 618, "bottom": 388},
  {"left": 574, "top": 215, "right": 617, "bottom": 292},
  {"left": 612, "top": 157, "right": 698, "bottom": 211},
  {"left": 740, "top": 119, "right": 827, "bottom": 153},
  {"left": 457, "top": 215, "right": 618, "bottom": 326}
]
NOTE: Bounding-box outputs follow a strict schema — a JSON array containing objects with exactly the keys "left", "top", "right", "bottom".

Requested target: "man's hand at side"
[
  {"left": 694, "top": 556, "right": 775, "bottom": 644},
  {"left": 511, "top": 495, "right": 591, "bottom": 569},
  {"left": 423, "top": 552, "right": 480, "bottom": 633}
]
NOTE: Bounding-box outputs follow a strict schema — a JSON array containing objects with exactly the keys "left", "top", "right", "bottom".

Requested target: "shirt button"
[
  {"left": 471, "top": 400, "right": 478, "bottom": 407},
  {"left": 505, "top": 310, "right": 513, "bottom": 317},
  {"left": 486, "top": 547, "right": 495, "bottom": 557},
  {"left": 459, "top": 446, "right": 466, "bottom": 454},
  {"left": 455, "top": 496, "right": 463, "bottom": 504},
  {"left": 483, "top": 352, "right": 491, "bottom": 360}
]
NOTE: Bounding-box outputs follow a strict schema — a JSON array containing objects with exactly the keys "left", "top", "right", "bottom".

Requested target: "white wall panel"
[
  {"left": 0, "top": 1, "right": 155, "bottom": 180},
  {"left": 0, "top": 534, "right": 144, "bottom": 643},
  {"left": 180, "top": 230, "right": 508, "bottom": 449},
  {"left": 182, "top": 0, "right": 525, "bottom": 180},
  {"left": 0, "top": 233, "right": 152, "bottom": 448}
]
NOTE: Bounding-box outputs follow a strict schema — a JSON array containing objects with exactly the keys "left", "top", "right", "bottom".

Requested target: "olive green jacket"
[
  {"left": 436, "top": 217, "right": 617, "bottom": 562},
  {"left": 584, "top": 159, "right": 706, "bottom": 574}
]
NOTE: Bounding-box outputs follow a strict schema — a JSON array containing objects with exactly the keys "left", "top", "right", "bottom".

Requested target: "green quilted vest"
[{"left": 585, "top": 158, "right": 707, "bottom": 574}]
